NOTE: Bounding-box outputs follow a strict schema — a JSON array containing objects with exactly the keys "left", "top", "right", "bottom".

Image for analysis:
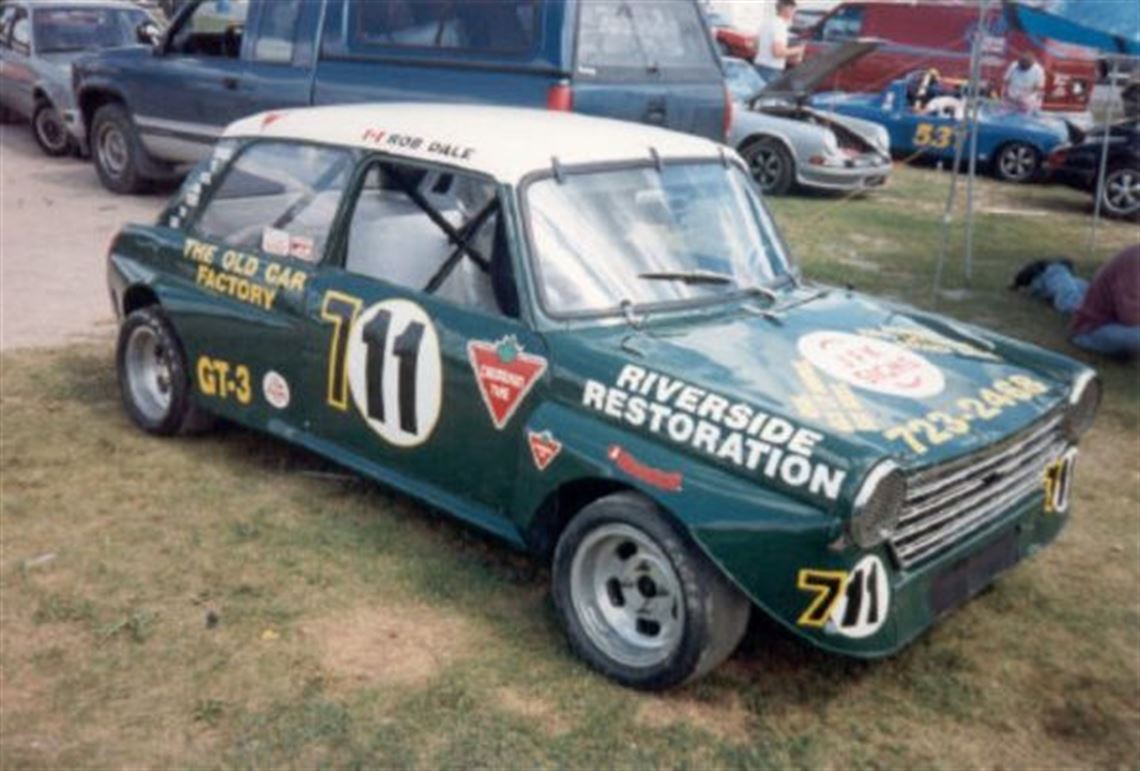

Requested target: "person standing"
[
  {"left": 1011, "top": 246, "right": 1140, "bottom": 359},
  {"left": 754, "top": 0, "right": 804, "bottom": 81},
  {"left": 1003, "top": 51, "right": 1046, "bottom": 113}
]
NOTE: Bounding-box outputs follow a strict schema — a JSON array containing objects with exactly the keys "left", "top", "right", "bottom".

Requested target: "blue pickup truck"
[{"left": 74, "top": 0, "right": 729, "bottom": 193}]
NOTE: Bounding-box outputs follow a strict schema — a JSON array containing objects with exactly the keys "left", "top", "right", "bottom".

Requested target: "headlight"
[
  {"left": 1063, "top": 370, "right": 1101, "bottom": 442},
  {"left": 849, "top": 461, "right": 906, "bottom": 549}
]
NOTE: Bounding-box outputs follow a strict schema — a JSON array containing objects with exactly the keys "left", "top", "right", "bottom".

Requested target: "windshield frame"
[{"left": 516, "top": 157, "right": 797, "bottom": 325}]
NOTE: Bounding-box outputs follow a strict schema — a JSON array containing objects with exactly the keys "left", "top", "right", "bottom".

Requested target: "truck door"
[
  {"left": 240, "top": 0, "right": 316, "bottom": 115},
  {"left": 571, "top": 0, "right": 725, "bottom": 141}
]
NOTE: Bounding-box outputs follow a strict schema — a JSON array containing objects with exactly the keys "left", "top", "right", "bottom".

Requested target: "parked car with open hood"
[
  {"left": 725, "top": 39, "right": 892, "bottom": 195},
  {"left": 0, "top": 0, "right": 158, "bottom": 156},
  {"left": 107, "top": 103, "right": 1099, "bottom": 689},
  {"left": 812, "top": 69, "right": 1075, "bottom": 183},
  {"left": 1045, "top": 119, "right": 1140, "bottom": 219}
]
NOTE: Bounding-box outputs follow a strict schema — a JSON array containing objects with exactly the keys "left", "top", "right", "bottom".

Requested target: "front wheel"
[
  {"left": 552, "top": 492, "right": 750, "bottom": 690},
  {"left": 741, "top": 137, "right": 796, "bottom": 195},
  {"left": 1100, "top": 166, "right": 1140, "bottom": 219},
  {"left": 32, "top": 103, "right": 73, "bottom": 157},
  {"left": 117, "top": 306, "right": 213, "bottom": 436},
  {"left": 994, "top": 142, "right": 1040, "bottom": 183},
  {"left": 91, "top": 102, "right": 149, "bottom": 194}
]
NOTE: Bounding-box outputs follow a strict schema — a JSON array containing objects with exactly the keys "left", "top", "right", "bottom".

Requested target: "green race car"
[{"left": 108, "top": 104, "right": 1100, "bottom": 690}]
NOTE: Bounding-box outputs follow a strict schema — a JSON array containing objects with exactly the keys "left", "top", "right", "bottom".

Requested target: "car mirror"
[{"left": 137, "top": 21, "right": 162, "bottom": 48}]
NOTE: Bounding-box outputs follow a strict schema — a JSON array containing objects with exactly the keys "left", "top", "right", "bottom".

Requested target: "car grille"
[{"left": 890, "top": 410, "right": 1068, "bottom": 570}]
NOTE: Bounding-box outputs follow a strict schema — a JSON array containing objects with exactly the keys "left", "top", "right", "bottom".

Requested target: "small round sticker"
[
  {"left": 829, "top": 554, "right": 890, "bottom": 639},
  {"left": 798, "top": 331, "right": 945, "bottom": 398},
  {"left": 262, "top": 370, "right": 291, "bottom": 410},
  {"left": 346, "top": 299, "right": 442, "bottom": 448}
]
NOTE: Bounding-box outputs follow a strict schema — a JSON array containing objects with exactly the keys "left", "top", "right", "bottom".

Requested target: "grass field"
[{"left": 1, "top": 166, "right": 1138, "bottom": 769}]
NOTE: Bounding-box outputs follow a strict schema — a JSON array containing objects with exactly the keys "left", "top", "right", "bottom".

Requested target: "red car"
[
  {"left": 707, "top": 10, "right": 757, "bottom": 62},
  {"left": 802, "top": 1, "right": 1097, "bottom": 116}
]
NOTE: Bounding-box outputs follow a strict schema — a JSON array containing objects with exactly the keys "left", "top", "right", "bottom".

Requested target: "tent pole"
[
  {"left": 1088, "top": 58, "right": 1119, "bottom": 259},
  {"left": 962, "top": 0, "right": 990, "bottom": 284}
]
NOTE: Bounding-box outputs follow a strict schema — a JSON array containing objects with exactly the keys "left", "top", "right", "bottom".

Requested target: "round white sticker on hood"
[{"left": 798, "top": 331, "right": 945, "bottom": 399}]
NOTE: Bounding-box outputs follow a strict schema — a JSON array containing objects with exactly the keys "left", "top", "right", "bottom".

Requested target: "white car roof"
[{"left": 223, "top": 104, "right": 727, "bottom": 184}]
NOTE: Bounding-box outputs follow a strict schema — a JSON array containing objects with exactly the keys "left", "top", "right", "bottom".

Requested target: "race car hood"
[
  {"left": 552, "top": 287, "right": 1080, "bottom": 499},
  {"left": 761, "top": 39, "right": 882, "bottom": 101}
]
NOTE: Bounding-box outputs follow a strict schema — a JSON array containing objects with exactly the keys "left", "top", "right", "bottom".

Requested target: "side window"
[
  {"left": 10, "top": 8, "right": 29, "bottom": 54},
  {"left": 352, "top": 0, "right": 538, "bottom": 54},
  {"left": 168, "top": 0, "right": 249, "bottom": 58},
  {"left": 343, "top": 160, "right": 516, "bottom": 317},
  {"left": 576, "top": 1, "right": 716, "bottom": 77},
  {"left": 252, "top": 0, "right": 301, "bottom": 63},
  {"left": 193, "top": 141, "right": 353, "bottom": 262},
  {"left": 0, "top": 5, "right": 17, "bottom": 49},
  {"left": 818, "top": 5, "right": 864, "bottom": 42}
]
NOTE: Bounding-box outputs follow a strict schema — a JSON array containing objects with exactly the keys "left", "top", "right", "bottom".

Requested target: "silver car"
[
  {"left": 726, "top": 40, "right": 893, "bottom": 195},
  {"left": 0, "top": 0, "right": 158, "bottom": 156}
]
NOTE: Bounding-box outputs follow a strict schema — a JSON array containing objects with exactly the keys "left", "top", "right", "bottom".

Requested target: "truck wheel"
[
  {"left": 1100, "top": 166, "right": 1140, "bottom": 219},
  {"left": 117, "top": 307, "right": 213, "bottom": 436},
  {"left": 741, "top": 137, "right": 795, "bottom": 195},
  {"left": 92, "top": 103, "right": 149, "bottom": 194},
  {"left": 994, "top": 142, "right": 1039, "bottom": 183},
  {"left": 32, "top": 102, "right": 73, "bottom": 157},
  {"left": 552, "top": 492, "right": 750, "bottom": 690}
]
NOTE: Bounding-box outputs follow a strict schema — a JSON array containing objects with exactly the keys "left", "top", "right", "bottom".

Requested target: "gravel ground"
[{"left": 0, "top": 123, "right": 166, "bottom": 350}]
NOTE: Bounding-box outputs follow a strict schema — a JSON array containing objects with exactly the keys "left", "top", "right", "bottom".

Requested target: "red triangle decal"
[
  {"left": 528, "top": 430, "right": 562, "bottom": 471},
  {"left": 467, "top": 337, "right": 547, "bottom": 430}
]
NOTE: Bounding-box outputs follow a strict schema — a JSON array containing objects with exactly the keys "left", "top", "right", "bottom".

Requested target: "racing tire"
[
  {"left": 91, "top": 102, "right": 149, "bottom": 194},
  {"left": 32, "top": 102, "right": 73, "bottom": 157},
  {"left": 552, "top": 491, "right": 751, "bottom": 690},
  {"left": 117, "top": 307, "right": 213, "bottom": 436},
  {"left": 993, "top": 141, "right": 1040, "bottom": 183},
  {"left": 741, "top": 137, "right": 795, "bottom": 195},
  {"left": 1099, "top": 166, "right": 1140, "bottom": 219}
]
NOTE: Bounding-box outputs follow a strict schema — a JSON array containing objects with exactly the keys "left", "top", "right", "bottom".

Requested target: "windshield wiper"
[{"left": 638, "top": 270, "right": 734, "bottom": 285}]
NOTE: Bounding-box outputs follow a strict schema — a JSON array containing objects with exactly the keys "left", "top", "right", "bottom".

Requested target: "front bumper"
[
  {"left": 796, "top": 155, "right": 892, "bottom": 192},
  {"left": 692, "top": 468, "right": 1069, "bottom": 658}
]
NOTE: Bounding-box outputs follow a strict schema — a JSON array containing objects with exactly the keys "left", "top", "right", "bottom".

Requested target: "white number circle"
[
  {"left": 347, "top": 299, "right": 442, "bottom": 447},
  {"left": 829, "top": 554, "right": 890, "bottom": 639}
]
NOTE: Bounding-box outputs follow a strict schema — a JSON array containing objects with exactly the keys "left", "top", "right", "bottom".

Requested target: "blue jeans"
[
  {"left": 1029, "top": 263, "right": 1140, "bottom": 357},
  {"left": 754, "top": 64, "right": 782, "bottom": 83}
]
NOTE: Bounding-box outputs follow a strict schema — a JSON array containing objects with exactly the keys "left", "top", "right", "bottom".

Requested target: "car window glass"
[
  {"left": 169, "top": 0, "right": 249, "bottom": 57},
  {"left": 577, "top": 0, "right": 715, "bottom": 74},
  {"left": 193, "top": 141, "right": 352, "bottom": 262},
  {"left": 10, "top": 9, "right": 29, "bottom": 53},
  {"left": 0, "top": 5, "right": 17, "bottom": 49},
  {"left": 252, "top": 0, "right": 301, "bottom": 63},
  {"left": 32, "top": 8, "right": 147, "bottom": 53},
  {"left": 352, "top": 0, "right": 538, "bottom": 54},
  {"left": 819, "top": 5, "right": 863, "bottom": 41},
  {"left": 344, "top": 161, "right": 512, "bottom": 317}
]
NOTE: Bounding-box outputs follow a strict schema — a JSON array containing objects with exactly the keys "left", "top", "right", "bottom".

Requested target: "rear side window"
[
  {"left": 193, "top": 141, "right": 354, "bottom": 263},
  {"left": 817, "top": 5, "right": 864, "bottom": 42},
  {"left": 252, "top": 0, "right": 302, "bottom": 63},
  {"left": 351, "top": 0, "right": 539, "bottom": 54},
  {"left": 9, "top": 6, "right": 29, "bottom": 54},
  {"left": 576, "top": 0, "right": 717, "bottom": 78},
  {"left": 0, "top": 5, "right": 18, "bottom": 49}
]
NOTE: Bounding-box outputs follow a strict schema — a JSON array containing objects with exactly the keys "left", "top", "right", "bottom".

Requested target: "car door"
[{"left": 300, "top": 158, "right": 547, "bottom": 519}]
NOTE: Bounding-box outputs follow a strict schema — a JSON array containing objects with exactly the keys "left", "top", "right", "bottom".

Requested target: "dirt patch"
[
  {"left": 494, "top": 686, "right": 570, "bottom": 736},
  {"left": 635, "top": 691, "right": 752, "bottom": 745},
  {"left": 302, "top": 603, "right": 478, "bottom": 690}
]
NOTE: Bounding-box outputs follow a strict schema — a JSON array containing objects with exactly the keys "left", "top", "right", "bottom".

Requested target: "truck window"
[
  {"left": 351, "top": 0, "right": 538, "bottom": 54},
  {"left": 192, "top": 141, "right": 353, "bottom": 262},
  {"left": 252, "top": 0, "right": 301, "bottom": 63},
  {"left": 576, "top": 1, "right": 716, "bottom": 78},
  {"left": 817, "top": 5, "right": 864, "bottom": 42},
  {"left": 168, "top": 0, "right": 249, "bottom": 58}
]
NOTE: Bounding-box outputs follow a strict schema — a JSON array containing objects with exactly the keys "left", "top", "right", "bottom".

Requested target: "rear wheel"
[
  {"left": 32, "top": 102, "right": 73, "bottom": 157},
  {"left": 117, "top": 306, "right": 213, "bottom": 436},
  {"left": 552, "top": 492, "right": 750, "bottom": 690},
  {"left": 741, "top": 137, "right": 795, "bottom": 195},
  {"left": 994, "top": 141, "right": 1040, "bottom": 183},
  {"left": 91, "top": 102, "right": 149, "bottom": 194},
  {"left": 1100, "top": 166, "right": 1140, "bottom": 218}
]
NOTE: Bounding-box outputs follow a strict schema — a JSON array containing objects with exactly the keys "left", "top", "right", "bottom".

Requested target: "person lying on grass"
[{"left": 1011, "top": 245, "right": 1140, "bottom": 359}]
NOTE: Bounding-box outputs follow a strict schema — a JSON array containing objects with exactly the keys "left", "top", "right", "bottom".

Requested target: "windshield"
[
  {"left": 33, "top": 7, "right": 148, "bottom": 53},
  {"left": 525, "top": 163, "right": 792, "bottom": 317}
]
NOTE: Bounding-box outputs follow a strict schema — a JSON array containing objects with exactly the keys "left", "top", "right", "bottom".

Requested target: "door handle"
[{"left": 221, "top": 76, "right": 239, "bottom": 91}]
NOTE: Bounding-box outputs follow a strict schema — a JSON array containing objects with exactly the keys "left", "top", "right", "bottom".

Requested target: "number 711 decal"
[
  {"left": 797, "top": 555, "right": 890, "bottom": 639},
  {"left": 1043, "top": 448, "right": 1078, "bottom": 514}
]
